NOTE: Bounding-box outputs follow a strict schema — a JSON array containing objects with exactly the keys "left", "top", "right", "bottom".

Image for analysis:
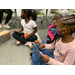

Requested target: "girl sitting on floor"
[
  {"left": 43, "top": 14, "right": 62, "bottom": 44},
  {"left": 30, "top": 14, "right": 62, "bottom": 56},
  {"left": 32, "top": 15, "right": 75, "bottom": 65},
  {"left": 12, "top": 9, "right": 37, "bottom": 48}
]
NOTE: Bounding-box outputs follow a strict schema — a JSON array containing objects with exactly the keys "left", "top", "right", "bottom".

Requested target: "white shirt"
[{"left": 21, "top": 19, "right": 37, "bottom": 34}]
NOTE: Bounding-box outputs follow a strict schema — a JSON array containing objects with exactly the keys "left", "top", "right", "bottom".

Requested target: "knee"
[
  {"left": 12, "top": 32, "right": 16, "bottom": 38},
  {"left": 8, "top": 10, "right": 13, "bottom": 16},
  {"left": 34, "top": 35, "right": 38, "bottom": 40},
  {"left": 10, "top": 11, "right": 13, "bottom": 15},
  {"left": 33, "top": 44, "right": 39, "bottom": 51},
  {"left": 36, "top": 36, "right": 38, "bottom": 40},
  {"left": 34, "top": 44, "right": 39, "bottom": 48}
]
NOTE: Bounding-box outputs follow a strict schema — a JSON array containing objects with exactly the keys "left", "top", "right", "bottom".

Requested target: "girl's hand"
[
  {"left": 40, "top": 54, "right": 50, "bottom": 63},
  {"left": 13, "top": 30, "right": 18, "bottom": 32},
  {"left": 51, "top": 37, "right": 54, "bottom": 40},
  {"left": 46, "top": 39, "right": 53, "bottom": 43},
  {"left": 40, "top": 43, "right": 45, "bottom": 48},
  {"left": 35, "top": 40, "right": 41, "bottom": 44},
  {"left": 35, "top": 40, "right": 45, "bottom": 48},
  {"left": 25, "top": 35, "right": 30, "bottom": 39}
]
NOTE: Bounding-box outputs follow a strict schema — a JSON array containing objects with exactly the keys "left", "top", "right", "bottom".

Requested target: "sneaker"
[
  {"left": 16, "top": 40, "right": 21, "bottom": 45},
  {"left": 30, "top": 52, "right": 33, "bottom": 57},
  {"left": 0, "top": 24, "right": 2, "bottom": 29},
  {"left": 3, "top": 24, "right": 11, "bottom": 29},
  {"left": 25, "top": 42, "right": 33, "bottom": 48}
]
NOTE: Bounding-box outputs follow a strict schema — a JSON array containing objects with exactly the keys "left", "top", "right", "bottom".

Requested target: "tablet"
[{"left": 33, "top": 42, "right": 44, "bottom": 55}]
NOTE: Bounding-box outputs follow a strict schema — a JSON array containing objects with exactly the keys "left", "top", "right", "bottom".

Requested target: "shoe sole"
[
  {"left": 16, "top": 41, "right": 20, "bottom": 46},
  {"left": 29, "top": 43, "right": 33, "bottom": 48}
]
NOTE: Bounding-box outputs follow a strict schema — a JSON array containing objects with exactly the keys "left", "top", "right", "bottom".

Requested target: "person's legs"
[
  {"left": 25, "top": 34, "right": 37, "bottom": 48},
  {"left": 27, "top": 34, "right": 37, "bottom": 42},
  {"left": 12, "top": 32, "right": 28, "bottom": 44},
  {"left": 43, "top": 37, "right": 50, "bottom": 44},
  {"left": 0, "top": 9, "right": 3, "bottom": 28},
  {"left": 3, "top": 9, "right": 13, "bottom": 28},
  {"left": 32, "top": 44, "right": 43, "bottom": 65},
  {"left": 4, "top": 9, "right": 12, "bottom": 24},
  {"left": 0, "top": 9, "right": 3, "bottom": 24},
  {"left": 31, "top": 44, "right": 54, "bottom": 65}
]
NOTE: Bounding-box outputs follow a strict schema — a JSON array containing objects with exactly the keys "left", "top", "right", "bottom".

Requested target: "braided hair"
[
  {"left": 52, "top": 15, "right": 75, "bottom": 45},
  {"left": 60, "top": 15, "right": 75, "bottom": 34}
]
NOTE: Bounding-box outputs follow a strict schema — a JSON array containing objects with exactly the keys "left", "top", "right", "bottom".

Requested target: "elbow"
[
  {"left": 35, "top": 30, "right": 37, "bottom": 33},
  {"left": 34, "top": 31, "right": 37, "bottom": 34},
  {"left": 34, "top": 27, "right": 37, "bottom": 33},
  {"left": 34, "top": 29, "right": 37, "bottom": 33}
]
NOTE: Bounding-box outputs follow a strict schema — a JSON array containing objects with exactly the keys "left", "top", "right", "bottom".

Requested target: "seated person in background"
[
  {"left": 0, "top": 9, "right": 13, "bottom": 29},
  {"left": 30, "top": 14, "right": 62, "bottom": 57},
  {"left": 43, "top": 14, "right": 62, "bottom": 44},
  {"left": 12, "top": 9, "right": 37, "bottom": 48}
]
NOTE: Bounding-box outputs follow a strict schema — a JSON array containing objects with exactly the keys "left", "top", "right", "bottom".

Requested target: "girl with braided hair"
[{"left": 32, "top": 15, "right": 75, "bottom": 65}]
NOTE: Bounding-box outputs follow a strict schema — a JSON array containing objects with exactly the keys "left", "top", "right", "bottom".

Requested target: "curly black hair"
[{"left": 22, "top": 9, "right": 37, "bottom": 21}]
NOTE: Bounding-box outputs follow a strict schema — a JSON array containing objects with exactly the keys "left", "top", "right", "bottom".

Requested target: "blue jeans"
[
  {"left": 31, "top": 44, "right": 54, "bottom": 65},
  {"left": 43, "top": 37, "right": 52, "bottom": 44}
]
